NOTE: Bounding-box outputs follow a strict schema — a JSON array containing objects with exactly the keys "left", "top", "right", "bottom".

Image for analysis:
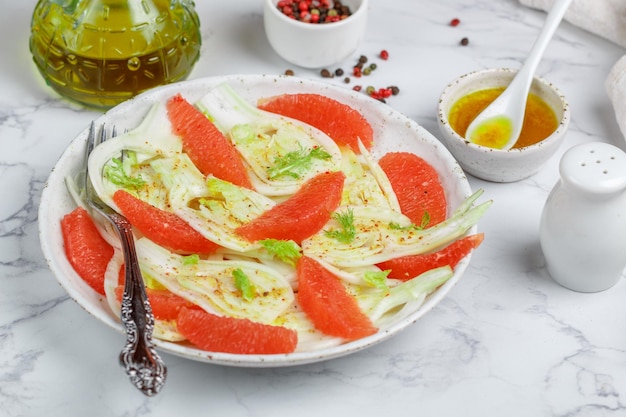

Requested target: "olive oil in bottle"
[{"left": 30, "top": 0, "right": 202, "bottom": 109}]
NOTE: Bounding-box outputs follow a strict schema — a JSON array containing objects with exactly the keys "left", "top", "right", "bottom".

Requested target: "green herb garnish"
[
  {"left": 267, "top": 146, "right": 332, "bottom": 179},
  {"left": 103, "top": 155, "right": 146, "bottom": 190},
  {"left": 363, "top": 270, "right": 391, "bottom": 291},
  {"left": 389, "top": 212, "right": 431, "bottom": 231},
  {"left": 182, "top": 254, "right": 200, "bottom": 266},
  {"left": 259, "top": 239, "right": 302, "bottom": 267},
  {"left": 233, "top": 268, "right": 256, "bottom": 302},
  {"left": 324, "top": 209, "right": 356, "bottom": 243}
]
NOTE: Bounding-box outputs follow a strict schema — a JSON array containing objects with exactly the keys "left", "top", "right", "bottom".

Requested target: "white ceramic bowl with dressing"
[
  {"left": 437, "top": 68, "right": 570, "bottom": 183},
  {"left": 263, "top": 0, "right": 368, "bottom": 69}
]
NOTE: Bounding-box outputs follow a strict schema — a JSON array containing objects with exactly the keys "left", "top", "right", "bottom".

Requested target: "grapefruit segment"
[
  {"left": 176, "top": 307, "right": 298, "bottom": 354},
  {"left": 112, "top": 190, "right": 219, "bottom": 255},
  {"left": 166, "top": 94, "right": 253, "bottom": 189},
  {"left": 61, "top": 207, "right": 114, "bottom": 295},
  {"left": 296, "top": 256, "right": 377, "bottom": 340},
  {"left": 377, "top": 233, "right": 484, "bottom": 280},
  {"left": 378, "top": 152, "right": 447, "bottom": 226},
  {"left": 258, "top": 93, "right": 374, "bottom": 153},
  {"left": 236, "top": 170, "right": 345, "bottom": 243}
]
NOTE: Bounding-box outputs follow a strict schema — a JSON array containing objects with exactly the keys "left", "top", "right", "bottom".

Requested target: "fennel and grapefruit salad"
[{"left": 58, "top": 79, "right": 490, "bottom": 357}]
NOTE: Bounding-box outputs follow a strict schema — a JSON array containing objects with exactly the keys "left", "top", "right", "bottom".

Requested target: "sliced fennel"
[
  {"left": 302, "top": 190, "right": 491, "bottom": 267},
  {"left": 150, "top": 154, "right": 275, "bottom": 252},
  {"left": 195, "top": 83, "right": 343, "bottom": 196},
  {"left": 217, "top": 248, "right": 298, "bottom": 289},
  {"left": 103, "top": 248, "right": 125, "bottom": 317},
  {"left": 312, "top": 257, "right": 390, "bottom": 287},
  {"left": 135, "top": 238, "right": 294, "bottom": 324},
  {"left": 355, "top": 140, "right": 401, "bottom": 212},
  {"left": 340, "top": 148, "right": 397, "bottom": 210},
  {"left": 88, "top": 102, "right": 183, "bottom": 210},
  {"left": 152, "top": 320, "right": 186, "bottom": 342},
  {"left": 354, "top": 266, "right": 454, "bottom": 325}
]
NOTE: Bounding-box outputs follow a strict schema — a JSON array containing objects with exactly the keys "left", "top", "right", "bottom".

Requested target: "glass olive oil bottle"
[{"left": 30, "top": 0, "right": 201, "bottom": 109}]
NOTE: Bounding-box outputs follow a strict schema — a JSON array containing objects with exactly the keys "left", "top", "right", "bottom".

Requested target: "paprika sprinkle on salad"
[{"left": 276, "top": 0, "right": 352, "bottom": 24}]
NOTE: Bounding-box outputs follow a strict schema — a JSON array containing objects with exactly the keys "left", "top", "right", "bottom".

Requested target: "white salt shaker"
[{"left": 540, "top": 142, "right": 626, "bottom": 292}]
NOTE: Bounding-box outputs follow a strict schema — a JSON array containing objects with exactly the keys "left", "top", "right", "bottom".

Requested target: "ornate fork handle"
[{"left": 111, "top": 213, "right": 167, "bottom": 396}]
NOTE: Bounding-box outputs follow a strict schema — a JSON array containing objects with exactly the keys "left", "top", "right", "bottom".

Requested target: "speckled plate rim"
[{"left": 38, "top": 74, "right": 474, "bottom": 367}]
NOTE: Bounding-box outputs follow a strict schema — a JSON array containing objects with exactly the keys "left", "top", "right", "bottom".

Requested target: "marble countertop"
[{"left": 2, "top": 0, "right": 626, "bottom": 416}]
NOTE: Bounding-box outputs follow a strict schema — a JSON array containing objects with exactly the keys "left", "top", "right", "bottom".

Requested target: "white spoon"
[{"left": 465, "top": 0, "right": 572, "bottom": 150}]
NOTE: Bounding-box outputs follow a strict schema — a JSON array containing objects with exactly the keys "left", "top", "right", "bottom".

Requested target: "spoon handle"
[{"left": 515, "top": 0, "right": 573, "bottom": 92}]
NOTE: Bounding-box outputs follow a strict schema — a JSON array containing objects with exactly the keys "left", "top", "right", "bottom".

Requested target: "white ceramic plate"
[{"left": 39, "top": 74, "right": 473, "bottom": 367}]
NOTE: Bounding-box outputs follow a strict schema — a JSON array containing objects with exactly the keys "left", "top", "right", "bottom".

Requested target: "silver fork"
[{"left": 84, "top": 122, "right": 167, "bottom": 396}]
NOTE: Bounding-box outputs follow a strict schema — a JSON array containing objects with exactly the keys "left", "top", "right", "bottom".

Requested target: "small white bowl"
[
  {"left": 437, "top": 68, "right": 570, "bottom": 183},
  {"left": 263, "top": 0, "right": 368, "bottom": 69}
]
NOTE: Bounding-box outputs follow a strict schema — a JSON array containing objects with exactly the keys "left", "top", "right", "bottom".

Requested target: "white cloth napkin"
[{"left": 519, "top": 0, "right": 626, "bottom": 141}]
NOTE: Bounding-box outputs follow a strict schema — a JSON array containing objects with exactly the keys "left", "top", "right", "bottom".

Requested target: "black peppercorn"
[{"left": 320, "top": 68, "right": 333, "bottom": 78}]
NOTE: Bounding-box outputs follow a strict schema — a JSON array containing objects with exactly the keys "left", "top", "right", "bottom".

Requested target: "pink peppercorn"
[{"left": 379, "top": 88, "right": 392, "bottom": 98}]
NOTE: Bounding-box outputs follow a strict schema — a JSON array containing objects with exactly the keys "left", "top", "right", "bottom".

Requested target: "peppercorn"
[
  {"left": 353, "top": 67, "right": 362, "bottom": 77},
  {"left": 344, "top": 77, "right": 351, "bottom": 84},
  {"left": 379, "top": 88, "right": 392, "bottom": 98},
  {"left": 388, "top": 85, "right": 400, "bottom": 95},
  {"left": 320, "top": 68, "right": 333, "bottom": 78},
  {"left": 450, "top": 18, "right": 460, "bottom": 27},
  {"left": 282, "top": 5, "right": 294, "bottom": 16},
  {"left": 284, "top": 69, "right": 295, "bottom": 76},
  {"left": 460, "top": 37, "right": 469, "bottom": 46},
  {"left": 363, "top": 67, "right": 372, "bottom": 76},
  {"left": 368, "top": 63, "right": 377, "bottom": 71},
  {"left": 335, "top": 68, "right": 344, "bottom": 76},
  {"left": 379, "top": 49, "right": 389, "bottom": 60},
  {"left": 352, "top": 85, "right": 362, "bottom": 91},
  {"left": 365, "top": 86, "right": 375, "bottom": 95},
  {"left": 358, "top": 55, "right": 368, "bottom": 64}
]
